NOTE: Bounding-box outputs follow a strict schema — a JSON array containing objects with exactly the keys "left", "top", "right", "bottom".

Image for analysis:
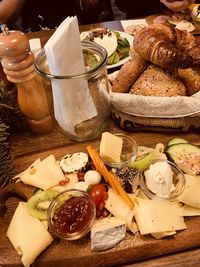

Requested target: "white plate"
[{"left": 107, "top": 31, "right": 134, "bottom": 70}]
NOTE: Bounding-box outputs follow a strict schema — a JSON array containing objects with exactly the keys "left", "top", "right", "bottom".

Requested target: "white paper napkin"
[{"left": 44, "top": 16, "right": 97, "bottom": 136}]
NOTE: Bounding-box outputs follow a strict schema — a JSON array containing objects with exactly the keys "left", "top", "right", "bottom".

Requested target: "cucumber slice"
[
  {"left": 167, "top": 138, "right": 188, "bottom": 147},
  {"left": 128, "top": 152, "right": 154, "bottom": 170},
  {"left": 165, "top": 143, "right": 200, "bottom": 161},
  {"left": 165, "top": 143, "right": 200, "bottom": 175}
]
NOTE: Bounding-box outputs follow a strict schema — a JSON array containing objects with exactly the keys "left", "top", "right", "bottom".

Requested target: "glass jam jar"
[
  {"left": 34, "top": 41, "right": 110, "bottom": 141},
  {"left": 47, "top": 189, "right": 96, "bottom": 240}
]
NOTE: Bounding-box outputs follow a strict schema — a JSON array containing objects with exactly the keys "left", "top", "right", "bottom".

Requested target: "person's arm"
[
  {"left": 160, "top": 0, "right": 195, "bottom": 12},
  {"left": 0, "top": 0, "right": 25, "bottom": 24}
]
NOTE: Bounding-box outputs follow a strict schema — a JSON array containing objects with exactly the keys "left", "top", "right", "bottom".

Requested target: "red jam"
[{"left": 53, "top": 196, "right": 94, "bottom": 236}]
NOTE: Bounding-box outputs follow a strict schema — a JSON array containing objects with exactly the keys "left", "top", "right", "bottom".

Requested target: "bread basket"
[
  {"left": 109, "top": 73, "right": 200, "bottom": 132},
  {"left": 109, "top": 20, "right": 200, "bottom": 132},
  {"left": 110, "top": 106, "right": 200, "bottom": 132}
]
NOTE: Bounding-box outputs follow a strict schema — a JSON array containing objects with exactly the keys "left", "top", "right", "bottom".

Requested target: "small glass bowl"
[
  {"left": 100, "top": 133, "right": 138, "bottom": 168},
  {"left": 47, "top": 189, "right": 96, "bottom": 240},
  {"left": 139, "top": 159, "right": 186, "bottom": 201}
]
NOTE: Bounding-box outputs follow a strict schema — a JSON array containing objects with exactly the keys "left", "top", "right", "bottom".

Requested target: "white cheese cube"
[{"left": 100, "top": 132, "right": 123, "bottom": 163}]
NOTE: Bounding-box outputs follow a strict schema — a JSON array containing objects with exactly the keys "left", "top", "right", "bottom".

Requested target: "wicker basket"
[{"left": 111, "top": 106, "right": 200, "bottom": 132}]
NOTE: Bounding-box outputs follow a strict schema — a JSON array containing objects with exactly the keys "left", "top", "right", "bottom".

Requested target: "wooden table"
[{"left": 1, "top": 20, "right": 200, "bottom": 267}]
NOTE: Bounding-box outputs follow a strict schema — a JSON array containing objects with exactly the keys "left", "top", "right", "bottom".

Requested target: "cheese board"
[
  {"left": 1, "top": 132, "right": 200, "bottom": 267},
  {"left": 1, "top": 183, "right": 200, "bottom": 267}
]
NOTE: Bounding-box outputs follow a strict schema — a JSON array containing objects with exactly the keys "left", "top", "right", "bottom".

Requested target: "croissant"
[{"left": 133, "top": 24, "right": 199, "bottom": 69}]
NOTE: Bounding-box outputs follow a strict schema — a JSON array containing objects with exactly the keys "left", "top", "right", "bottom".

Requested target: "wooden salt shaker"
[{"left": 0, "top": 25, "right": 54, "bottom": 134}]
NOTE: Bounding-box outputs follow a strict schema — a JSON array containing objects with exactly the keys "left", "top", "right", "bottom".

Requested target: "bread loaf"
[
  {"left": 130, "top": 64, "right": 186, "bottom": 96},
  {"left": 112, "top": 49, "right": 148, "bottom": 93},
  {"left": 178, "top": 67, "right": 200, "bottom": 95}
]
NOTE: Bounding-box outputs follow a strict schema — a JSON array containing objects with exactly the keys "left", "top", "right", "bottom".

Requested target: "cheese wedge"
[
  {"left": 91, "top": 217, "right": 126, "bottom": 251},
  {"left": 100, "top": 132, "right": 123, "bottom": 163},
  {"left": 179, "top": 174, "right": 200, "bottom": 209},
  {"left": 18, "top": 155, "right": 65, "bottom": 190},
  {"left": 134, "top": 198, "right": 186, "bottom": 235},
  {"left": 7, "top": 202, "right": 53, "bottom": 267}
]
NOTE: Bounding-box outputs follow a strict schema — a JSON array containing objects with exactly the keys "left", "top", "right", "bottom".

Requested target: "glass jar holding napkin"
[{"left": 35, "top": 16, "right": 110, "bottom": 141}]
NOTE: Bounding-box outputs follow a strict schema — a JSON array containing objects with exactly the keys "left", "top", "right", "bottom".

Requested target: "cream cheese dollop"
[
  {"left": 60, "top": 152, "right": 88, "bottom": 173},
  {"left": 144, "top": 161, "right": 175, "bottom": 198}
]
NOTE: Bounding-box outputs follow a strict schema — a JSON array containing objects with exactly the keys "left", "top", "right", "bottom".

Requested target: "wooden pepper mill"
[{"left": 0, "top": 25, "right": 54, "bottom": 134}]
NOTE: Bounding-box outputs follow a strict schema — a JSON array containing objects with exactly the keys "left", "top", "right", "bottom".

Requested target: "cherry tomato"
[{"left": 89, "top": 184, "right": 108, "bottom": 207}]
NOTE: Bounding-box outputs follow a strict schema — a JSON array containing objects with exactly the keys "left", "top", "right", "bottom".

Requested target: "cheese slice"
[
  {"left": 105, "top": 188, "right": 137, "bottom": 233},
  {"left": 100, "top": 132, "right": 123, "bottom": 163},
  {"left": 178, "top": 174, "right": 200, "bottom": 209},
  {"left": 19, "top": 155, "right": 65, "bottom": 190},
  {"left": 50, "top": 173, "right": 78, "bottom": 192},
  {"left": 14, "top": 158, "right": 41, "bottom": 179},
  {"left": 151, "top": 231, "right": 176, "bottom": 239},
  {"left": 105, "top": 188, "right": 132, "bottom": 222},
  {"left": 7, "top": 202, "right": 53, "bottom": 267},
  {"left": 134, "top": 197, "right": 186, "bottom": 235},
  {"left": 180, "top": 204, "right": 200, "bottom": 216},
  {"left": 91, "top": 217, "right": 126, "bottom": 251}
]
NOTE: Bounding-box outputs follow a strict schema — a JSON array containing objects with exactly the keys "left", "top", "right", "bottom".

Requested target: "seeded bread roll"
[
  {"left": 178, "top": 67, "right": 200, "bottom": 96},
  {"left": 130, "top": 64, "right": 186, "bottom": 96},
  {"left": 112, "top": 49, "right": 148, "bottom": 93}
]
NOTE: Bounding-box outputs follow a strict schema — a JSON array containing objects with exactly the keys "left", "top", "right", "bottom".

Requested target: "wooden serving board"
[
  {"left": 1, "top": 185, "right": 200, "bottom": 267},
  {"left": 1, "top": 133, "right": 200, "bottom": 267}
]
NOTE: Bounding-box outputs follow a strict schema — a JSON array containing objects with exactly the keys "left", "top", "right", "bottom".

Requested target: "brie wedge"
[{"left": 91, "top": 217, "right": 126, "bottom": 251}]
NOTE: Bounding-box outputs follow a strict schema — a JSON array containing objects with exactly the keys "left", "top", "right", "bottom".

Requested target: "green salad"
[
  {"left": 80, "top": 28, "right": 131, "bottom": 67},
  {"left": 107, "top": 31, "right": 130, "bottom": 65}
]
